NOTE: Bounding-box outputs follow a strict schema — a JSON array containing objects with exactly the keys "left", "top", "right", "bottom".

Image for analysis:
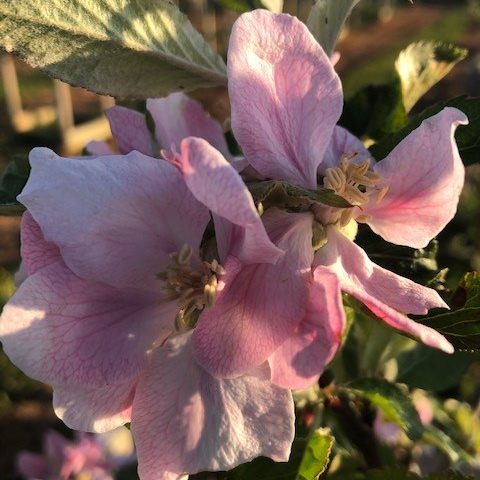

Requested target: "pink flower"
[
  {"left": 0, "top": 94, "right": 295, "bottom": 479},
  {"left": 186, "top": 9, "right": 466, "bottom": 389},
  {"left": 16, "top": 429, "right": 114, "bottom": 480}
]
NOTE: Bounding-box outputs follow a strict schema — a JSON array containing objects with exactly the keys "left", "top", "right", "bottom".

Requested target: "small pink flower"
[
  {"left": 16, "top": 430, "right": 114, "bottom": 480},
  {"left": 186, "top": 9, "right": 466, "bottom": 389}
]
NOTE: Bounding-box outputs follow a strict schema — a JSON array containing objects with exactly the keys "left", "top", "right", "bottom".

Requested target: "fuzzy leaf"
[
  {"left": 347, "top": 378, "right": 423, "bottom": 441},
  {"left": 307, "top": 0, "right": 362, "bottom": 56},
  {"left": 369, "top": 96, "right": 480, "bottom": 166},
  {"left": 0, "top": 0, "right": 227, "bottom": 99},
  {"left": 396, "top": 41, "right": 467, "bottom": 112}
]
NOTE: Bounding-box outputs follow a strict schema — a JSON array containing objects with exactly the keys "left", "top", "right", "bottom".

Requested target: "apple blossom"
[
  {"left": 0, "top": 94, "right": 298, "bottom": 479},
  {"left": 182, "top": 9, "right": 466, "bottom": 389}
]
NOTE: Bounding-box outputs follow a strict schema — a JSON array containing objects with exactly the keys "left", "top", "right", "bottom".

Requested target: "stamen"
[
  {"left": 376, "top": 186, "right": 389, "bottom": 204},
  {"left": 356, "top": 214, "right": 373, "bottom": 223},
  {"left": 340, "top": 208, "right": 355, "bottom": 227},
  {"left": 158, "top": 244, "right": 225, "bottom": 329}
]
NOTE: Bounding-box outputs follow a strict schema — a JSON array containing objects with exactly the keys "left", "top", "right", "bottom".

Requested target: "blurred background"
[{"left": 1, "top": 0, "right": 480, "bottom": 478}]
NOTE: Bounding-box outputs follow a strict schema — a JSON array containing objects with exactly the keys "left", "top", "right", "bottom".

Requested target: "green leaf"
[
  {"left": 422, "top": 424, "right": 473, "bottom": 467},
  {"left": 0, "top": 0, "right": 227, "bottom": 99},
  {"left": 307, "top": 0, "right": 362, "bottom": 56},
  {"left": 360, "top": 469, "right": 474, "bottom": 480},
  {"left": 396, "top": 344, "right": 471, "bottom": 391},
  {"left": 278, "top": 182, "right": 352, "bottom": 209},
  {"left": 396, "top": 41, "right": 467, "bottom": 112},
  {"left": 296, "top": 428, "right": 334, "bottom": 480},
  {"left": 0, "top": 268, "right": 15, "bottom": 310},
  {"left": 418, "top": 272, "right": 480, "bottom": 351},
  {"left": 347, "top": 378, "right": 423, "bottom": 441},
  {"left": 0, "top": 155, "right": 29, "bottom": 216},
  {"left": 369, "top": 96, "right": 480, "bottom": 166},
  {"left": 251, "top": 180, "right": 352, "bottom": 210},
  {"left": 226, "top": 428, "right": 334, "bottom": 480},
  {"left": 356, "top": 227, "right": 440, "bottom": 284},
  {"left": 339, "top": 74, "right": 407, "bottom": 140}
]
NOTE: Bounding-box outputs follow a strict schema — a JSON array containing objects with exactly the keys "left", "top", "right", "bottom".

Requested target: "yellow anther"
[
  {"left": 158, "top": 244, "right": 225, "bottom": 329},
  {"left": 324, "top": 168, "right": 346, "bottom": 192},
  {"left": 376, "top": 185, "right": 389, "bottom": 204},
  {"left": 178, "top": 244, "right": 194, "bottom": 265},
  {"left": 340, "top": 208, "right": 356, "bottom": 227},
  {"left": 356, "top": 214, "right": 373, "bottom": 223}
]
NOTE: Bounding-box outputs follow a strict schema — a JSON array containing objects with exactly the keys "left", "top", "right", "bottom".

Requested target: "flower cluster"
[{"left": 0, "top": 9, "right": 467, "bottom": 480}]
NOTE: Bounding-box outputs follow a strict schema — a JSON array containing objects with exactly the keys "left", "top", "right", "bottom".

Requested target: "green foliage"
[
  {"left": 0, "top": 268, "right": 15, "bottom": 309},
  {"left": 419, "top": 272, "right": 480, "bottom": 351},
  {"left": 0, "top": 155, "right": 29, "bottom": 215},
  {"left": 347, "top": 378, "right": 423, "bottom": 441},
  {"left": 213, "top": 0, "right": 282, "bottom": 13},
  {"left": 0, "top": 0, "right": 227, "bottom": 99},
  {"left": 370, "top": 96, "right": 480, "bottom": 166},
  {"left": 396, "top": 344, "right": 471, "bottom": 392},
  {"left": 356, "top": 228, "right": 441, "bottom": 285},
  {"left": 339, "top": 74, "right": 407, "bottom": 141},
  {"left": 396, "top": 41, "right": 467, "bottom": 112},
  {"left": 226, "top": 428, "right": 333, "bottom": 480},
  {"left": 307, "top": 0, "right": 362, "bottom": 57},
  {"left": 360, "top": 469, "right": 474, "bottom": 480},
  {"left": 250, "top": 180, "right": 352, "bottom": 210}
]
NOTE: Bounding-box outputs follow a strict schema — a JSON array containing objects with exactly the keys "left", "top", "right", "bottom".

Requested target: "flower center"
[
  {"left": 322, "top": 153, "right": 388, "bottom": 227},
  {"left": 157, "top": 244, "right": 225, "bottom": 330}
]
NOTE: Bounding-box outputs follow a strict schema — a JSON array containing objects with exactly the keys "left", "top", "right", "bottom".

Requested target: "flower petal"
[
  {"left": 132, "top": 333, "right": 294, "bottom": 480},
  {"left": 315, "top": 227, "right": 453, "bottom": 353},
  {"left": 0, "top": 260, "right": 175, "bottom": 388},
  {"left": 106, "top": 106, "right": 153, "bottom": 156},
  {"left": 20, "top": 211, "right": 61, "bottom": 275},
  {"left": 228, "top": 10, "right": 343, "bottom": 189},
  {"left": 85, "top": 140, "right": 115, "bottom": 156},
  {"left": 321, "top": 126, "right": 373, "bottom": 174},
  {"left": 269, "top": 266, "right": 345, "bottom": 389},
  {"left": 193, "top": 209, "right": 313, "bottom": 378},
  {"left": 147, "top": 93, "right": 231, "bottom": 159},
  {"left": 16, "top": 452, "right": 52, "bottom": 479},
  {"left": 19, "top": 148, "right": 210, "bottom": 290},
  {"left": 364, "top": 107, "right": 468, "bottom": 248},
  {"left": 178, "top": 137, "right": 282, "bottom": 264},
  {"left": 53, "top": 380, "right": 136, "bottom": 433}
]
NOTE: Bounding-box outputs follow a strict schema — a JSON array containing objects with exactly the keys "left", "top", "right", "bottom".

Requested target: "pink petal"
[
  {"left": 44, "top": 429, "right": 69, "bottom": 462},
  {"left": 269, "top": 266, "right": 346, "bottom": 389},
  {"left": 364, "top": 108, "right": 468, "bottom": 248},
  {"left": 132, "top": 333, "right": 294, "bottom": 480},
  {"left": 85, "top": 141, "right": 115, "bottom": 156},
  {"left": 53, "top": 380, "right": 136, "bottom": 433},
  {"left": 321, "top": 126, "right": 373, "bottom": 174},
  {"left": 0, "top": 260, "right": 175, "bottom": 388},
  {"left": 315, "top": 227, "right": 454, "bottom": 353},
  {"left": 16, "top": 452, "right": 52, "bottom": 479},
  {"left": 193, "top": 209, "right": 313, "bottom": 378},
  {"left": 228, "top": 10, "right": 343, "bottom": 189},
  {"left": 178, "top": 137, "right": 282, "bottom": 265},
  {"left": 21, "top": 211, "right": 61, "bottom": 275},
  {"left": 106, "top": 106, "right": 153, "bottom": 156},
  {"left": 147, "top": 93, "right": 231, "bottom": 159},
  {"left": 19, "top": 148, "right": 210, "bottom": 290}
]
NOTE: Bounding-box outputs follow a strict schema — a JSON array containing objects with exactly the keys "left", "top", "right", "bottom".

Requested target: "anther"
[
  {"left": 376, "top": 186, "right": 389, "bottom": 204},
  {"left": 356, "top": 214, "right": 373, "bottom": 223}
]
